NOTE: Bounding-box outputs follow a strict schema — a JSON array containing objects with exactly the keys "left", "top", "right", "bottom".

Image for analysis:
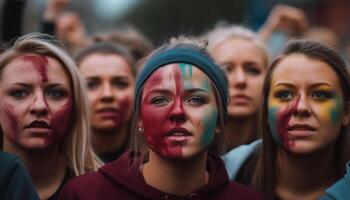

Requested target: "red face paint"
[
  {"left": 276, "top": 95, "right": 301, "bottom": 150},
  {"left": 50, "top": 100, "right": 72, "bottom": 145},
  {"left": 2, "top": 104, "right": 19, "bottom": 141},
  {"left": 141, "top": 66, "right": 186, "bottom": 158},
  {"left": 22, "top": 55, "right": 49, "bottom": 83},
  {"left": 113, "top": 96, "right": 131, "bottom": 128}
]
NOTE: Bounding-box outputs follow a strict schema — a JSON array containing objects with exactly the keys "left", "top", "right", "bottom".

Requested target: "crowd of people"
[{"left": 0, "top": 0, "right": 350, "bottom": 200}]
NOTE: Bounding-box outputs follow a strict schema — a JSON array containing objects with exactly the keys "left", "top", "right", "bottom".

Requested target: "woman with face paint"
[
  {"left": 59, "top": 37, "right": 263, "bottom": 200},
  {"left": 251, "top": 40, "right": 350, "bottom": 200},
  {"left": 0, "top": 33, "right": 102, "bottom": 200},
  {"left": 75, "top": 43, "right": 136, "bottom": 163},
  {"left": 205, "top": 25, "right": 268, "bottom": 151}
]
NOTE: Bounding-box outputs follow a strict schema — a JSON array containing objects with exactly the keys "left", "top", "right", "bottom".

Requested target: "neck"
[
  {"left": 224, "top": 115, "right": 258, "bottom": 152},
  {"left": 92, "top": 125, "right": 128, "bottom": 155},
  {"left": 142, "top": 150, "right": 209, "bottom": 196},
  {"left": 276, "top": 146, "right": 337, "bottom": 200},
  {"left": 4, "top": 140, "right": 67, "bottom": 200}
]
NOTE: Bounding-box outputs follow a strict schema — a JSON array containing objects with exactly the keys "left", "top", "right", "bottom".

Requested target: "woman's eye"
[
  {"left": 47, "top": 89, "right": 67, "bottom": 99},
  {"left": 112, "top": 80, "right": 129, "bottom": 89},
  {"left": 244, "top": 63, "right": 262, "bottom": 76},
  {"left": 9, "top": 90, "right": 28, "bottom": 98},
  {"left": 275, "top": 90, "right": 293, "bottom": 100},
  {"left": 187, "top": 96, "right": 207, "bottom": 105},
  {"left": 87, "top": 80, "right": 99, "bottom": 90},
  {"left": 312, "top": 90, "right": 333, "bottom": 100},
  {"left": 151, "top": 96, "right": 169, "bottom": 106}
]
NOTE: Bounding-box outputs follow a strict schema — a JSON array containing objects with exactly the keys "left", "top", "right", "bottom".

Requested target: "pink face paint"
[
  {"left": 275, "top": 95, "right": 301, "bottom": 150},
  {"left": 113, "top": 96, "right": 131, "bottom": 128},
  {"left": 50, "top": 100, "right": 72, "bottom": 144},
  {"left": 2, "top": 104, "right": 19, "bottom": 142},
  {"left": 22, "top": 55, "right": 49, "bottom": 83},
  {"left": 141, "top": 66, "right": 185, "bottom": 158}
]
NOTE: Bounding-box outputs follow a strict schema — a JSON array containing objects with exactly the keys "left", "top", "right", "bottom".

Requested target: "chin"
[{"left": 228, "top": 108, "right": 256, "bottom": 118}]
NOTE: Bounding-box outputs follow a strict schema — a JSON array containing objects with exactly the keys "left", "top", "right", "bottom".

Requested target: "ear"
[{"left": 342, "top": 101, "right": 350, "bottom": 126}]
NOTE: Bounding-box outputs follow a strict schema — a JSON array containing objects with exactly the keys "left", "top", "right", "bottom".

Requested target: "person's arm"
[
  {"left": 40, "top": 0, "right": 69, "bottom": 35},
  {"left": 1, "top": 153, "right": 39, "bottom": 200},
  {"left": 258, "top": 4, "right": 308, "bottom": 43}
]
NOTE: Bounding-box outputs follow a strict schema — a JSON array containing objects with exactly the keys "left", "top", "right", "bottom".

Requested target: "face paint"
[
  {"left": 269, "top": 95, "right": 300, "bottom": 150},
  {"left": 50, "top": 100, "right": 72, "bottom": 144},
  {"left": 141, "top": 65, "right": 185, "bottom": 157},
  {"left": 0, "top": 55, "right": 72, "bottom": 149},
  {"left": 141, "top": 63, "right": 218, "bottom": 158},
  {"left": 201, "top": 108, "right": 218, "bottom": 148},
  {"left": 2, "top": 104, "right": 18, "bottom": 141},
  {"left": 22, "top": 55, "right": 49, "bottom": 83}
]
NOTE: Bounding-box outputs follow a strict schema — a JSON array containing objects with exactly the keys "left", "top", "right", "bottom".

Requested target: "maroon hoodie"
[{"left": 59, "top": 151, "right": 263, "bottom": 200}]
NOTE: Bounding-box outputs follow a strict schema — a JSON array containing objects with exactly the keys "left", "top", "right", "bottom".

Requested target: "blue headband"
[{"left": 135, "top": 47, "right": 228, "bottom": 118}]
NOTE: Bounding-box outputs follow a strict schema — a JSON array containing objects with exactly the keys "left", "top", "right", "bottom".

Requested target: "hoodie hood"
[{"left": 99, "top": 151, "right": 229, "bottom": 200}]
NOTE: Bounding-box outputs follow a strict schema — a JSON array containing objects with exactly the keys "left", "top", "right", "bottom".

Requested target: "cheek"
[
  {"left": 50, "top": 100, "right": 72, "bottom": 141},
  {"left": 268, "top": 105, "right": 281, "bottom": 145},
  {"left": 200, "top": 108, "right": 218, "bottom": 147},
  {"left": 0, "top": 103, "right": 20, "bottom": 141},
  {"left": 318, "top": 99, "right": 344, "bottom": 127}
]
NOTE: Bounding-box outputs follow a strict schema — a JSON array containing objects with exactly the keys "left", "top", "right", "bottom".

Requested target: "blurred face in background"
[
  {"left": 79, "top": 53, "right": 135, "bottom": 132},
  {"left": 210, "top": 38, "right": 266, "bottom": 118}
]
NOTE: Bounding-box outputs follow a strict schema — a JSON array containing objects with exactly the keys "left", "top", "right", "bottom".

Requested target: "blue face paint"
[
  {"left": 202, "top": 109, "right": 218, "bottom": 147},
  {"left": 268, "top": 106, "right": 282, "bottom": 146}
]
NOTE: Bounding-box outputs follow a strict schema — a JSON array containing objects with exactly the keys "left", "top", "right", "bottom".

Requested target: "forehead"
[
  {"left": 145, "top": 63, "right": 210, "bottom": 86},
  {"left": 271, "top": 54, "right": 340, "bottom": 87},
  {"left": 79, "top": 53, "right": 133, "bottom": 77},
  {"left": 212, "top": 38, "right": 266, "bottom": 63},
  {"left": 1, "top": 55, "right": 70, "bottom": 84}
]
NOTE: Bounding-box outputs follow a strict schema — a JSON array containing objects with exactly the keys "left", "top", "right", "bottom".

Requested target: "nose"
[
  {"left": 100, "top": 82, "right": 114, "bottom": 103},
  {"left": 169, "top": 97, "right": 186, "bottom": 124},
  {"left": 30, "top": 91, "right": 49, "bottom": 116},
  {"left": 293, "top": 94, "right": 311, "bottom": 117},
  {"left": 232, "top": 67, "right": 247, "bottom": 89}
]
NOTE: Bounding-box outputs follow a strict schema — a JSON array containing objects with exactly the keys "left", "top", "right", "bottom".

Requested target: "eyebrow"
[{"left": 274, "top": 82, "right": 334, "bottom": 88}]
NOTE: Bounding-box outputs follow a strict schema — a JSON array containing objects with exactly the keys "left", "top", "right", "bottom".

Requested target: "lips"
[
  {"left": 96, "top": 107, "right": 118, "bottom": 113},
  {"left": 166, "top": 127, "right": 192, "bottom": 137},
  {"left": 25, "top": 120, "right": 51, "bottom": 129},
  {"left": 230, "top": 94, "right": 251, "bottom": 104},
  {"left": 287, "top": 124, "right": 317, "bottom": 137}
]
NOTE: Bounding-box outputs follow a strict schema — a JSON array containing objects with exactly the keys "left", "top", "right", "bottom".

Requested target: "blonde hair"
[
  {"left": 0, "top": 33, "right": 102, "bottom": 175},
  {"left": 205, "top": 24, "right": 269, "bottom": 68}
]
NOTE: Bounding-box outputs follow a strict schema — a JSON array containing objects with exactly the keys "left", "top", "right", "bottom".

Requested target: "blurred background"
[{"left": 1, "top": 0, "right": 348, "bottom": 44}]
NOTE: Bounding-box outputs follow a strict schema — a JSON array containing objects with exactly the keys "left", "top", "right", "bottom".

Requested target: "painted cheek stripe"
[{"left": 276, "top": 95, "right": 301, "bottom": 150}]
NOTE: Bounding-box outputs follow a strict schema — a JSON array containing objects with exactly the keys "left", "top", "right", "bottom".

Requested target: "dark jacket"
[
  {"left": 0, "top": 151, "right": 39, "bottom": 200},
  {"left": 60, "top": 151, "right": 263, "bottom": 200}
]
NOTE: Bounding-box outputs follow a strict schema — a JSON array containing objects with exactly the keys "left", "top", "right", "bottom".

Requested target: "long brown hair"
[{"left": 251, "top": 40, "right": 350, "bottom": 199}]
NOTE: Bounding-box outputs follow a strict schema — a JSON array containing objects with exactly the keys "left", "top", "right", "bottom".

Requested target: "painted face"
[
  {"left": 210, "top": 38, "right": 266, "bottom": 117},
  {"left": 0, "top": 54, "right": 72, "bottom": 149},
  {"left": 268, "top": 54, "right": 347, "bottom": 153},
  {"left": 140, "top": 63, "right": 218, "bottom": 158},
  {"left": 79, "top": 53, "right": 134, "bottom": 131}
]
